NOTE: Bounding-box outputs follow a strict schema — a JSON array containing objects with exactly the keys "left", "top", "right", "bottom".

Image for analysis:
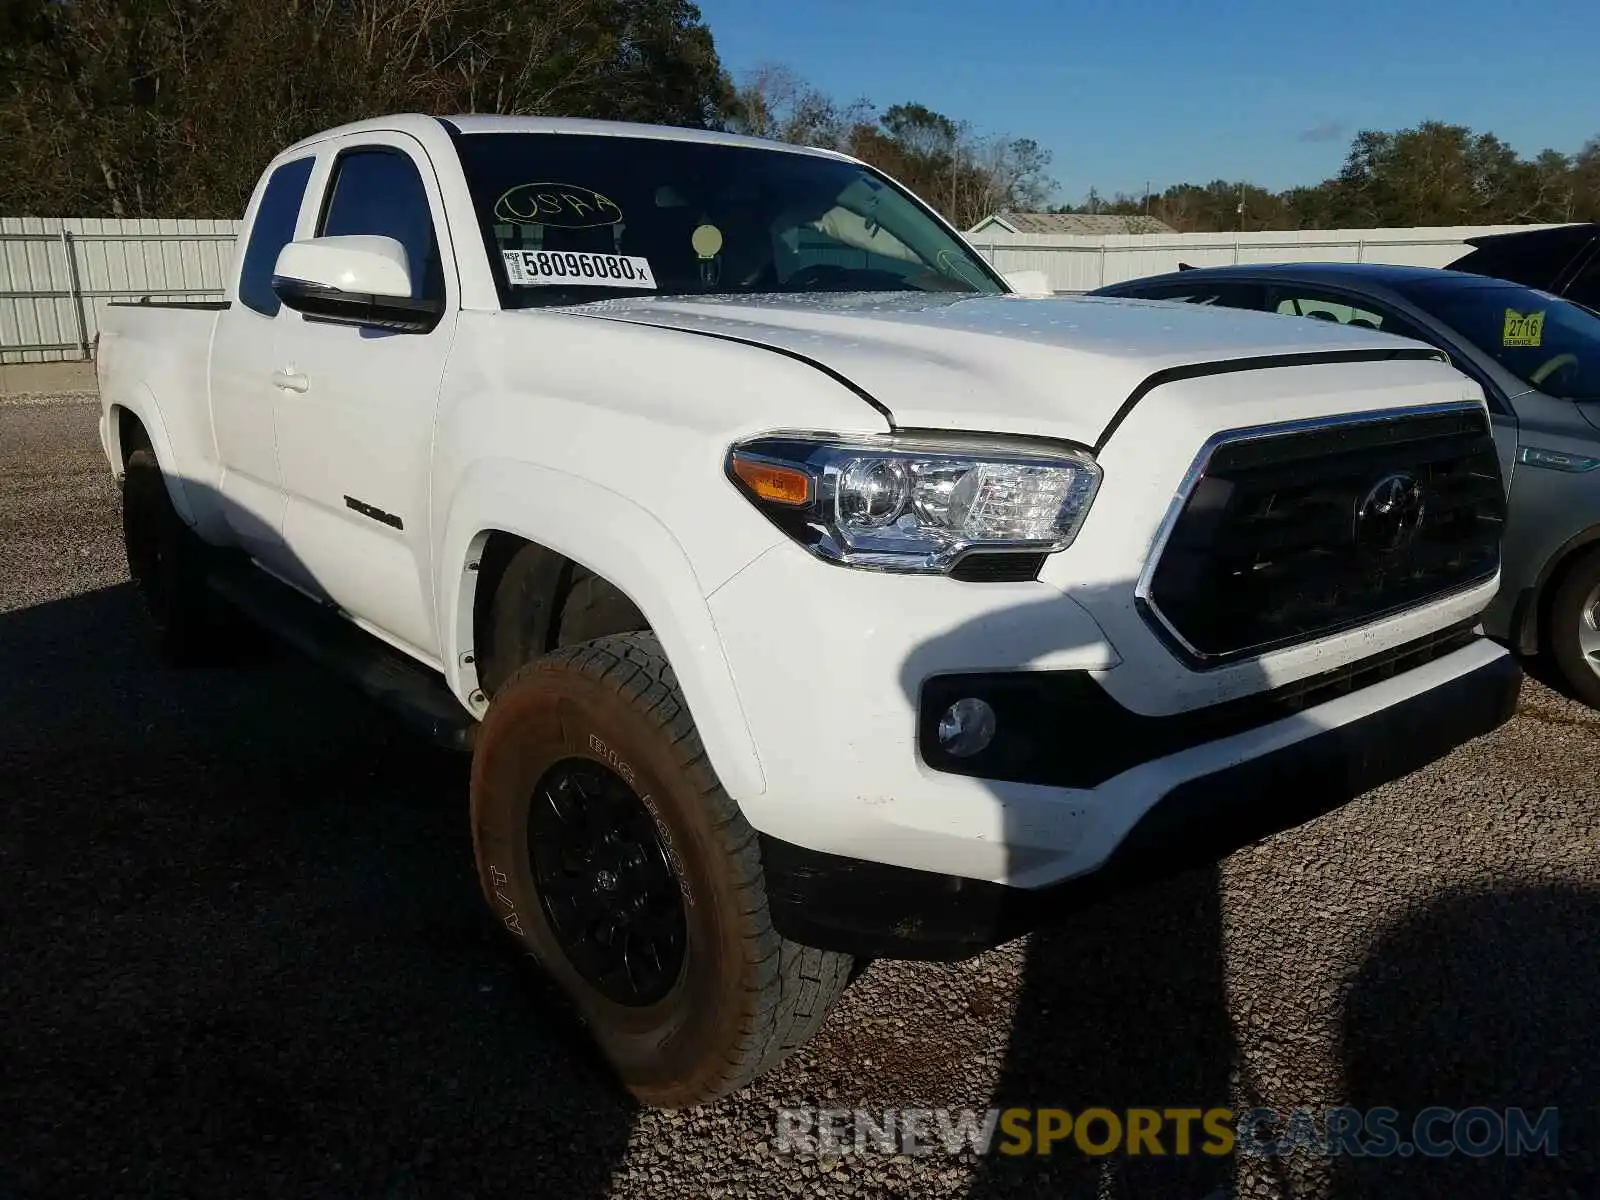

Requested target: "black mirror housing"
[{"left": 270, "top": 276, "right": 444, "bottom": 334}]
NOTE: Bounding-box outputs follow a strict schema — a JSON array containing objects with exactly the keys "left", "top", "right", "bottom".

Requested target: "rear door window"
[
  {"left": 1269, "top": 288, "right": 1426, "bottom": 341},
  {"left": 237, "top": 157, "right": 315, "bottom": 317}
]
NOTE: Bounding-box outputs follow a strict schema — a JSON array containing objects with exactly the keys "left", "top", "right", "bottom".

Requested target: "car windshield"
[
  {"left": 451, "top": 132, "right": 1005, "bottom": 308},
  {"left": 1394, "top": 278, "right": 1600, "bottom": 401}
]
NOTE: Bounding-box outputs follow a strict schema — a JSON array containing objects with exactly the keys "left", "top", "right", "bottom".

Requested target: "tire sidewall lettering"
[
  {"left": 588, "top": 731, "right": 696, "bottom": 908},
  {"left": 484, "top": 862, "right": 526, "bottom": 935}
]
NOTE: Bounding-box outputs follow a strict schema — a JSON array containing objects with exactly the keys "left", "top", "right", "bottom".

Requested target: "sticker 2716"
[{"left": 502, "top": 249, "right": 656, "bottom": 289}]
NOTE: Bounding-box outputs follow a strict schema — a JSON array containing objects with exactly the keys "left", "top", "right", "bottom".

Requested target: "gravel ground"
[{"left": 3, "top": 395, "right": 1597, "bottom": 1199}]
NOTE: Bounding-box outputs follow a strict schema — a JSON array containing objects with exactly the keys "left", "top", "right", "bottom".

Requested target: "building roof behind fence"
[{"left": 970, "top": 211, "right": 1177, "bottom": 236}]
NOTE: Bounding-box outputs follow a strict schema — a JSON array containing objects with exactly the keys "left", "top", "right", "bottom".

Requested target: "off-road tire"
[
  {"left": 1547, "top": 546, "right": 1600, "bottom": 709},
  {"left": 121, "top": 447, "right": 239, "bottom": 665},
  {"left": 469, "top": 631, "right": 853, "bottom": 1108}
]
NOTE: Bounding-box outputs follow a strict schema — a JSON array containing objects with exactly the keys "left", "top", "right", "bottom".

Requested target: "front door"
[{"left": 270, "top": 135, "right": 457, "bottom": 663}]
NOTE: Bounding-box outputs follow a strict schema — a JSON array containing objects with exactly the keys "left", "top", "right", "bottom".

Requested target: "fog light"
[{"left": 937, "top": 697, "right": 996, "bottom": 758}]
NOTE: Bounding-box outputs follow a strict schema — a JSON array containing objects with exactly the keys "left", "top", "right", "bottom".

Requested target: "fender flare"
[
  {"left": 105, "top": 384, "right": 199, "bottom": 525},
  {"left": 436, "top": 458, "right": 768, "bottom": 802}
]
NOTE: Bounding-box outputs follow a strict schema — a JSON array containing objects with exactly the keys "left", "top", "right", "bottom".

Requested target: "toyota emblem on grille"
[{"left": 1354, "top": 471, "right": 1426, "bottom": 554}]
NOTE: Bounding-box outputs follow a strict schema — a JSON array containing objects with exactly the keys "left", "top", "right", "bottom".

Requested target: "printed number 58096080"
[{"left": 502, "top": 249, "right": 657, "bottom": 290}]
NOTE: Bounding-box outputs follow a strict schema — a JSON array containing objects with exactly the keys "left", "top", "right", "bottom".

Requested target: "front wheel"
[
  {"left": 1547, "top": 547, "right": 1600, "bottom": 709},
  {"left": 469, "top": 632, "right": 853, "bottom": 1108}
]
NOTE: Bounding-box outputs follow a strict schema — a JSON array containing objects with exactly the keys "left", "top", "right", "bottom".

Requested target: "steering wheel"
[
  {"left": 784, "top": 263, "right": 852, "bottom": 292},
  {"left": 1529, "top": 352, "right": 1580, "bottom": 388}
]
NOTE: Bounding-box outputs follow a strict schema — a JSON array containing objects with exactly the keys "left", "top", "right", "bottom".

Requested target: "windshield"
[
  {"left": 1394, "top": 279, "right": 1600, "bottom": 401},
  {"left": 452, "top": 132, "right": 1005, "bottom": 308}
]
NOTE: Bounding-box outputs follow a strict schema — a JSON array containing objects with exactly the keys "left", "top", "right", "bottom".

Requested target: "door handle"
[{"left": 271, "top": 369, "right": 309, "bottom": 393}]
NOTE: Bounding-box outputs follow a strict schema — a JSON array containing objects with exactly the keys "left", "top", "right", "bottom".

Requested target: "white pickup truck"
[{"left": 97, "top": 113, "right": 1521, "bottom": 1108}]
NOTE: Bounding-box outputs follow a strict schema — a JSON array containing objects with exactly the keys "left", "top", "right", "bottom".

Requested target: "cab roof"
[{"left": 280, "top": 112, "right": 852, "bottom": 163}]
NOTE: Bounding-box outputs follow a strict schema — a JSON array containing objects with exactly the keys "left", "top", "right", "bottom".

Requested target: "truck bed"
[{"left": 95, "top": 301, "right": 225, "bottom": 512}]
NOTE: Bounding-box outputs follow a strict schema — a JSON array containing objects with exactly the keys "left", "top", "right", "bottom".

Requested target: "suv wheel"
[
  {"left": 469, "top": 632, "right": 853, "bottom": 1108},
  {"left": 1547, "top": 546, "right": 1600, "bottom": 708}
]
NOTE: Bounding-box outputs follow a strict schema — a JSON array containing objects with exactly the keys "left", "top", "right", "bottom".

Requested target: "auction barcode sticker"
[{"left": 502, "top": 249, "right": 657, "bottom": 289}]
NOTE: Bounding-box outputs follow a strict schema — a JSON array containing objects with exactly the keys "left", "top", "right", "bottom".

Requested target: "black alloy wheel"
[
  {"left": 469, "top": 632, "right": 856, "bottom": 1106},
  {"left": 526, "top": 758, "right": 688, "bottom": 1006}
]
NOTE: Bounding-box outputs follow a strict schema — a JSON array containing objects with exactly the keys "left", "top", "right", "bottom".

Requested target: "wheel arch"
[
  {"left": 115, "top": 404, "right": 152, "bottom": 463},
  {"left": 1517, "top": 524, "right": 1600, "bottom": 656},
  {"left": 469, "top": 532, "right": 653, "bottom": 697},
  {"left": 105, "top": 388, "right": 198, "bottom": 525},
  {"left": 438, "top": 459, "right": 768, "bottom": 802}
]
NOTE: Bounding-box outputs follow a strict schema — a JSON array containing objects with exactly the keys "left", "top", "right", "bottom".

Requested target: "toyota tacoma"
[{"left": 96, "top": 114, "right": 1521, "bottom": 1108}]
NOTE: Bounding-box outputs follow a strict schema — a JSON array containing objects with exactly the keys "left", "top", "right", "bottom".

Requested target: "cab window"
[
  {"left": 317, "top": 147, "right": 444, "bottom": 303},
  {"left": 237, "top": 157, "right": 315, "bottom": 317}
]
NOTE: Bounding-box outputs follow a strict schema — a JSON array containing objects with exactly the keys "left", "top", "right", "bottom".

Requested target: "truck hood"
[{"left": 568, "top": 291, "right": 1437, "bottom": 446}]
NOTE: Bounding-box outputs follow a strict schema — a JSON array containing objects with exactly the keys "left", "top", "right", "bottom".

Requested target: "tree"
[
  {"left": 728, "top": 68, "right": 1054, "bottom": 228},
  {"left": 1568, "top": 138, "right": 1600, "bottom": 221},
  {"left": 1062, "top": 120, "right": 1600, "bottom": 233},
  {"left": 7, "top": 17, "right": 1598, "bottom": 235},
  {"left": 0, "top": 0, "right": 737, "bottom": 218},
  {"left": 725, "top": 62, "right": 869, "bottom": 150},
  {"left": 1325, "top": 122, "right": 1570, "bottom": 228}
]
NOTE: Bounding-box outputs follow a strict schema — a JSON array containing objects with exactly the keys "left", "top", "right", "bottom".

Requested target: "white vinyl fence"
[
  {"left": 1, "top": 217, "right": 240, "bottom": 364},
  {"left": 0, "top": 217, "right": 1569, "bottom": 362}
]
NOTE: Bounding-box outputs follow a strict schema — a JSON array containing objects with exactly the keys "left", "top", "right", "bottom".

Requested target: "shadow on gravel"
[
  {"left": 896, "top": 590, "right": 1515, "bottom": 1200},
  {"left": 1513, "top": 648, "right": 1593, "bottom": 715},
  {"left": 0, "top": 583, "right": 635, "bottom": 1198},
  {"left": 961, "top": 868, "right": 1238, "bottom": 1199},
  {"left": 894, "top": 591, "right": 1267, "bottom": 1200},
  {"left": 1333, "top": 882, "right": 1600, "bottom": 1200}
]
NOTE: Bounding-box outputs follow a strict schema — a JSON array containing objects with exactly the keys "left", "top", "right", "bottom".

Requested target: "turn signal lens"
[{"left": 731, "top": 455, "right": 812, "bottom": 506}]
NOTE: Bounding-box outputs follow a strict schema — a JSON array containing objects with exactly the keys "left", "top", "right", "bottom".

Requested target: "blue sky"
[{"left": 696, "top": 0, "right": 1600, "bottom": 206}]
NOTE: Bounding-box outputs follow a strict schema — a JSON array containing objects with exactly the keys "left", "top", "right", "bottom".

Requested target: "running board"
[{"left": 205, "top": 562, "right": 477, "bottom": 752}]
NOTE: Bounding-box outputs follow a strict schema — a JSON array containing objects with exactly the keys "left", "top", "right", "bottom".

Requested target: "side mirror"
[
  {"left": 271, "top": 235, "right": 442, "bottom": 333},
  {"left": 1002, "top": 269, "right": 1053, "bottom": 297}
]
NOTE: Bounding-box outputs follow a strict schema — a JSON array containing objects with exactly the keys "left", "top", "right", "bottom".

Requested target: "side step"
[{"left": 205, "top": 561, "right": 477, "bottom": 753}]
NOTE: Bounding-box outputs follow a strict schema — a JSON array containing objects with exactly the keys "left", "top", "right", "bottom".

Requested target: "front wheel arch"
[
  {"left": 436, "top": 464, "right": 770, "bottom": 802},
  {"left": 472, "top": 532, "right": 650, "bottom": 698},
  {"left": 1520, "top": 526, "right": 1600, "bottom": 657}
]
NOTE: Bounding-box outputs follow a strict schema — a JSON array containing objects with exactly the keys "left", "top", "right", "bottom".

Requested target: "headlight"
[{"left": 726, "top": 432, "right": 1101, "bottom": 574}]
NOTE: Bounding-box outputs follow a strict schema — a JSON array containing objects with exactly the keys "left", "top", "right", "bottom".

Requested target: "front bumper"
[
  {"left": 710, "top": 534, "right": 1504, "bottom": 891},
  {"left": 758, "top": 641, "right": 1521, "bottom": 960}
]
